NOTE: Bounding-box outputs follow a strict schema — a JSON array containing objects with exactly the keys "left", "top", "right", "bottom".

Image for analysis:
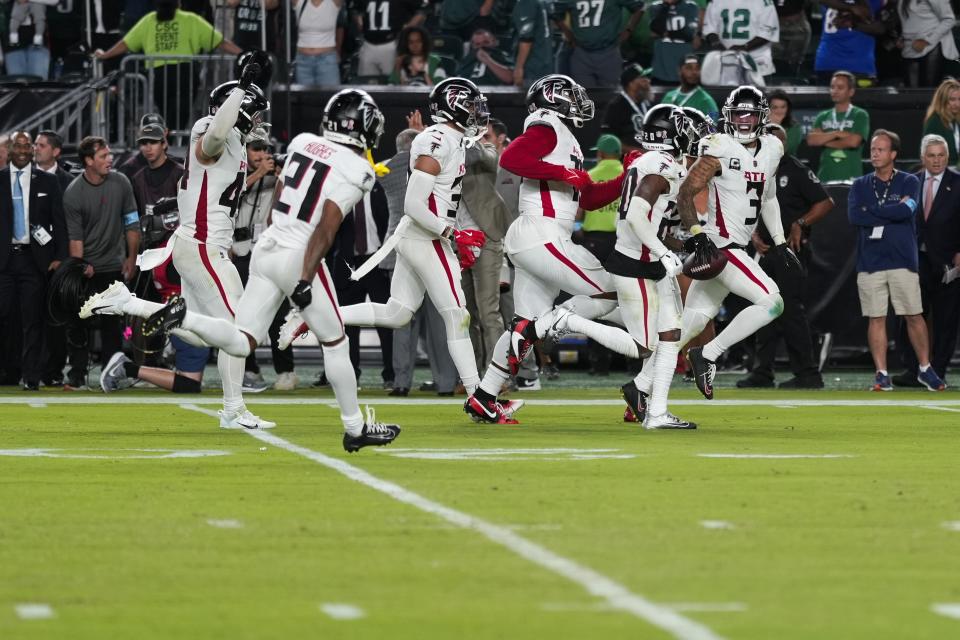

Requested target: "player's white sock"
[
  {"left": 448, "top": 337, "right": 480, "bottom": 394},
  {"left": 181, "top": 312, "right": 251, "bottom": 357},
  {"left": 634, "top": 350, "right": 656, "bottom": 394},
  {"left": 340, "top": 301, "right": 375, "bottom": 326},
  {"left": 478, "top": 330, "right": 511, "bottom": 396},
  {"left": 122, "top": 296, "right": 164, "bottom": 319},
  {"left": 563, "top": 314, "right": 642, "bottom": 359},
  {"left": 560, "top": 295, "right": 617, "bottom": 321},
  {"left": 220, "top": 351, "right": 245, "bottom": 414},
  {"left": 322, "top": 339, "right": 363, "bottom": 435},
  {"left": 702, "top": 303, "right": 776, "bottom": 362},
  {"left": 648, "top": 341, "right": 679, "bottom": 417}
]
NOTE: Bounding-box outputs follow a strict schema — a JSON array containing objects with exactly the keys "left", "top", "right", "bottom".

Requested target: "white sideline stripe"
[
  {"left": 921, "top": 405, "right": 960, "bottom": 413},
  {"left": 10, "top": 396, "right": 960, "bottom": 407},
  {"left": 931, "top": 603, "right": 960, "bottom": 620},
  {"left": 698, "top": 453, "right": 856, "bottom": 459},
  {"left": 15, "top": 604, "right": 54, "bottom": 620},
  {"left": 28, "top": 403, "right": 47, "bottom": 408},
  {"left": 942, "top": 521, "right": 960, "bottom": 532},
  {"left": 700, "top": 520, "right": 736, "bottom": 530},
  {"left": 541, "top": 602, "right": 747, "bottom": 614},
  {"left": 320, "top": 603, "right": 365, "bottom": 620},
  {"left": 178, "top": 405, "right": 723, "bottom": 640},
  {"left": 206, "top": 518, "right": 243, "bottom": 529}
]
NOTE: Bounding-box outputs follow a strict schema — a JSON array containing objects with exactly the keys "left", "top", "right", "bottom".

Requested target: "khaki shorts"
[{"left": 857, "top": 269, "right": 923, "bottom": 317}]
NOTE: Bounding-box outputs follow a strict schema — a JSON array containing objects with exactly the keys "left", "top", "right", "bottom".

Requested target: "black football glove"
[
  {"left": 290, "top": 279, "right": 312, "bottom": 310},
  {"left": 775, "top": 243, "right": 802, "bottom": 271},
  {"left": 239, "top": 62, "right": 261, "bottom": 90},
  {"left": 683, "top": 232, "right": 718, "bottom": 255}
]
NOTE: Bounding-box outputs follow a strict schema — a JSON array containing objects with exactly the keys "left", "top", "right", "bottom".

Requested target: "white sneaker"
[
  {"left": 219, "top": 408, "right": 276, "bottom": 430},
  {"left": 79, "top": 281, "right": 132, "bottom": 319},
  {"left": 100, "top": 351, "right": 134, "bottom": 392},
  {"left": 545, "top": 307, "right": 573, "bottom": 340},
  {"left": 241, "top": 372, "right": 269, "bottom": 393},
  {"left": 643, "top": 411, "right": 697, "bottom": 430},
  {"left": 277, "top": 308, "right": 309, "bottom": 350},
  {"left": 9, "top": 32, "right": 19, "bottom": 46},
  {"left": 273, "top": 371, "right": 298, "bottom": 391}
]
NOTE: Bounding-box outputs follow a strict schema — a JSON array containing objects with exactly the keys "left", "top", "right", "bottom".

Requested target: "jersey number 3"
[
  {"left": 745, "top": 178, "right": 763, "bottom": 226},
  {"left": 274, "top": 152, "right": 332, "bottom": 222}
]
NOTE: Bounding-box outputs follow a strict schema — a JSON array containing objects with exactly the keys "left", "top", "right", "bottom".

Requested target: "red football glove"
[
  {"left": 457, "top": 245, "right": 479, "bottom": 269},
  {"left": 562, "top": 169, "right": 592, "bottom": 191},
  {"left": 453, "top": 228, "right": 486, "bottom": 250},
  {"left": 622, "top": 149, "right": 643, "bottom": 169}
]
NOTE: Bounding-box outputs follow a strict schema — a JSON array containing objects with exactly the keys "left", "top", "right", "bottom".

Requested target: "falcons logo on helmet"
[
  {"left": 542, "top": 82, "right": 557, "bottom": 104},
  {"left": 446, "top": 88, "right": 468, "bottom": 111}
]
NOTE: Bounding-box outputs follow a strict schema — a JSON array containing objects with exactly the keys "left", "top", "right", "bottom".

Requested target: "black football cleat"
[
  {"left": 620, "top": 381, "right": 648, "bottom": 424},
  {"left": 343, "top": 408, "right": 401, "bottom": 453},
  {"left": 143, "top": 295, "right": 187, "bottom": 337},
  {"left": 464, "top": 395, "right": 520, "bottom": 424},
  {"left": 507, "top": 317, "right": 539, "bottom": 376},
  {"left": 687, "top": 347, "right": 716, "bottom": 400}
]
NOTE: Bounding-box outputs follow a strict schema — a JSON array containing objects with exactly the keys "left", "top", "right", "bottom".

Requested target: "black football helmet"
[
  {"left": 428, "top": 77, "right": 490, "bottom": 141},
  {"left": 637, "top": 104, "right": 685, "bottom": 158},
  {"left": 321, "top": 89, "right": 385, "bottom": 150},
  {"left": 208, "top": 80, "right": 270, "bottom": 136},
  {"left": 235, "top": 49, "right": 273, "bottom": 88},
  {"left": 722, "top": 85, "right": 769, "bottom": 142},
  {"left": 678, "top": 107, "right": 716, "bottom": 157},
  {"left": 526, "top": 74, "right": 595, "bottom": 128}
]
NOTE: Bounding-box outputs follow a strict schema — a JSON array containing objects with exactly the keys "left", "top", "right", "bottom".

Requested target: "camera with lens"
[{"left": 141, "top": 197, "right": 180, "bottom": 249}]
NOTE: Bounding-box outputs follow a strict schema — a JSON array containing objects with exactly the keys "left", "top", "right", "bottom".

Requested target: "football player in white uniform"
[
  {"left": 81, "top": 63, "right": 273, "bottom": 429},
  {"left": 465, "top": 74, "right": 650, "bottom": 424},
  {"left": 675, "top": 85, "right": 799, "bottom": 399},
  {"left": 115, "top": 90, "right": 401, "bottom": 452},
  {"left": 608, "top": 105, "right": 697, "bottom": 429},
  {"left": 319, "top": 78, "right": 492, "bottom": 405}
]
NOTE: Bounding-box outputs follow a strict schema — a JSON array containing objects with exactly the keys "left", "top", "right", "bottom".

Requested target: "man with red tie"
[{"left": 893, "top": 134, "right": 960, "bottom": 387}]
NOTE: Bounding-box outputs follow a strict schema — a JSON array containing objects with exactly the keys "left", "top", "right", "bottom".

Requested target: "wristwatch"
[{"left": 796, "top": 218, "right": 808, "bottom": 229}]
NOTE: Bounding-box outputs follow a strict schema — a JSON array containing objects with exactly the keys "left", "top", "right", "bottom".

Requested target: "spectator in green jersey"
[
  {"left": 648, "top": 0, "right": 701, "bottom": 84},
  {"left": 456, "top": 27, "right": 515, "bottom": 85},
  {"left": 513, "top": 0, "right": 554, "bottom": 87},
  {"left": 659, "top": 54, "right": 718, "bottom": 119},
  {"left": 554, "top": 0, "right": 644, "bottom": 88},
  {"left": 806, "top": 70, "right": 871, "bottom": 182}
]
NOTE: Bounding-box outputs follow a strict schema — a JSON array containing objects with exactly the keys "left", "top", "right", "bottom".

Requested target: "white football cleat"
[
  {"left": 545, "top": 307, "right": 573, "bottom": 340},
  {"left": 79, "top": 281, "right": 132, "bottom": 319},
  {"left": 219, "top": 408, "right": 277, "bottom": 430},
  {"left": 498, "top": 398, "right": 524, "bottom": 418},
  {"left": 643, "top": 411, "right": 697, "bottom": 430},
  {"left": 277, "top": 308, "right": 309, "bottom": 350}
]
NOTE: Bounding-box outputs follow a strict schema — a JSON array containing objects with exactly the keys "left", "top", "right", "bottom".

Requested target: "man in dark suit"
[
  {"left": 895, "top": 134, "right": 960, "bottom": 386},
  {"left": 332, "top": 181, "right": 393, "bottom": 387},
  {"left": 0, "top": 131, "right": 68, "bottom": 390}
]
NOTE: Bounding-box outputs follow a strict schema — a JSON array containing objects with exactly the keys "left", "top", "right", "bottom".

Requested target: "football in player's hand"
[{"left": 682, "top": 244, "right": 728, "bottom": 280}]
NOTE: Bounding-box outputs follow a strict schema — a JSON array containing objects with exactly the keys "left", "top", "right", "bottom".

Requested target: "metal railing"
[
  {"left": 111, "top": 54, "right": 241, "bottom": 150},
  {"left": 7, "top": 71, "right": 117, "bottom": 145}
]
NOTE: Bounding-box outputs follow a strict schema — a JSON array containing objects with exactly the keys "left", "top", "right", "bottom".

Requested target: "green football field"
[{"left": 2, "top": 384, "right": 960, "bottom": 639}]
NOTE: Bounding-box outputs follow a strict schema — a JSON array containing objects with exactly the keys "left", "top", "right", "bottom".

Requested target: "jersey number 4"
[{"left": 274, "top": 151, "right": 331, "bottom": 222}]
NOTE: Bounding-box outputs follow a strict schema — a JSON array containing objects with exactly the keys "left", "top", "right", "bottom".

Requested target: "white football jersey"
[
  {"left": 263, "top": 133, "right": 375, "bottom": 249},
  {"left": 614, "top": 150, "right": 685, "bottom": 262},
  {"left": 401, "top": 123, "right": 466, "bottom": 240},
  {"left": 517, "top": 109, "right": 584, "bottom": 225},
  {"left": 698, "top": 132, "right": 783, "bottom": 247},
  {"left": 175, "top": 116, "right": 248, "bottom": 250},
  {"left": 702, "top": 0, "right": 779, "bottom": 76}
]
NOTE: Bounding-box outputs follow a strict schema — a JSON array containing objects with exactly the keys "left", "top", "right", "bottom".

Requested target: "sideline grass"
[{"left": 2, "top": 390, "right": 959, "bottom": 639}]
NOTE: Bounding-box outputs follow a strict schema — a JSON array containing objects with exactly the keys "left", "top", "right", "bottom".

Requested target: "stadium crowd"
[{"left": 1, "top": 0, "right": 960, "bottom": 399}]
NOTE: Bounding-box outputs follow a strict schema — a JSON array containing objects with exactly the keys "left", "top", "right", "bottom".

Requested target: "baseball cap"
[
  {"left": 680, "top": 54, "right": 700, "bottom": 67},
  {"left": 140, "top": 113, "right": 166, "bottom": 129},
  {"left": 591, "top": 134, "right": 622, "bottom": 155},
  {"left": 137, "top": 123, "right": 166, "bottom": 143},
  {"left": 620, "top": 63, "right": 652, "bottom": 87}
]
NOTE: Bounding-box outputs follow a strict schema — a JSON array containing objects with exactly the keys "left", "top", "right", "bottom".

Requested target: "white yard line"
[
  {"left": 931, "top": 603, "right": 960, "bottom": 620},
  {"left": 206, "top": 518, "right": 244, "bottom": 529},
  {"left": 921, "top": 405, "right": 960, "bottom": 413},
  {"left": 7, "top": 396, "right": 960, "bottom": 407},
  {"left": 699, "top": 521, "right": 736, "bottom": 531},
  {"left": 15, "top": 603, "right": 55, "bottom": 620},
  {"left": 28, "top": 403, "right": 47, "bottom": 408},
  {"left": 941, "top": 521, "right": 960, "bottom": 532},
  {"left": 319, "top": 603, "right": 366, "bottom": 620},
  {"left": 179, "top": 404, "right": 723, "bottom": 640}
]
